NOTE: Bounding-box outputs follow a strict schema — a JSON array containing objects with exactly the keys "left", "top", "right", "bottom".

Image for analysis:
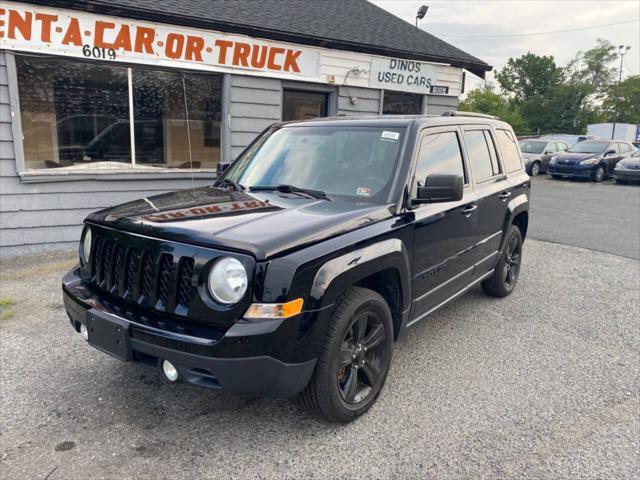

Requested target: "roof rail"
[{"left": 441, "top": 110, "right": 500, "bottom": 120}]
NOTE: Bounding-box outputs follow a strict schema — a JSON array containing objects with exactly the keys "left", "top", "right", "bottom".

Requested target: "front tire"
[
  {"left": 529, "top": 161, "right": 541, "bottom": 177},
  {"left": 300, "top": 287, "right": 393, "bottom": 423},
  {"left": 482, "top": 224, "right": 523, "bottom": 298},
  {"left": 593, "top": 165, "right": 605, "bottom": 182}
]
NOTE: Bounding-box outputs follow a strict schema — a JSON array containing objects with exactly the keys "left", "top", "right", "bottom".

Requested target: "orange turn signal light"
[{"left": 244, "top": 298, "right": 304, "bottom": 319}]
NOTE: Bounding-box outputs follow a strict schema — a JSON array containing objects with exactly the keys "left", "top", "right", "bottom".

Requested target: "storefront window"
[
  {"left": 15, "top": 55, "right": 222, "bottom": 172},
  {"left": 382, "top": 91, "right": 423, "bottom": 115},
  {"left": 282, "top": 90, "right": 328, "bottom": 121}
]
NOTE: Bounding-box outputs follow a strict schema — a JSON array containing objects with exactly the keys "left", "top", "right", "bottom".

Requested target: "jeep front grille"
[{"left": 88, "top": 235, "right": 196, "bottom": 315}]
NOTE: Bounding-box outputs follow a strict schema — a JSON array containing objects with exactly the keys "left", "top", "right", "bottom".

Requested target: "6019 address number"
[{"left": 82, "top": 44, "right": 117, "bottom": 60}]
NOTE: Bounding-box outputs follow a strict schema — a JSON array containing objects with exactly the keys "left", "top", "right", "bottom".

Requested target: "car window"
[
  {"left": 466, "top": 130, "right": 496, "bottom": 182},
  {"left": 559, "top": 142, "right": 569, "bottom": 151},
  {"left": 610, "top": 143, "right": 620, "bottom": 153},
  {"left": 620, "top": 143, "right": 630, "bottom": 153},
  {"left": 496, "top": 129, "right": 522, "bottom": 173},
  {"left": 414, "top": 130, "right": 466, "bottom": 189},
  {"left": 545, "top": 143, "right": 556, "bottom": 153},
  {"left": 484, "top": 131, "right": 502, "bottom": 176}
]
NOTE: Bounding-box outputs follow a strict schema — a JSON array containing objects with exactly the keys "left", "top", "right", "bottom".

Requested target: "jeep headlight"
[
  {"left": 580, "top": 158, "right": 598, "bottom": 165},
  {"left": 80, "top": 226, "right": 92, "bottom": 264},
  {"left": 207, "top": 257, "right": 248, "bottom": 304},
  {"left": 550, "top": 155, "right": 557, "bottom": 164}
]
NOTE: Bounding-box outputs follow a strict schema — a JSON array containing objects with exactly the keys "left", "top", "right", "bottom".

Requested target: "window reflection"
[{"left": 15, "top": 55, "right": 222, "bottom": 172}]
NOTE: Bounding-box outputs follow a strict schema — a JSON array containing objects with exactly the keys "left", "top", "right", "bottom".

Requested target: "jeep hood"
[{"left": 86, "top": 187, "right": 394, "bottom": 259}]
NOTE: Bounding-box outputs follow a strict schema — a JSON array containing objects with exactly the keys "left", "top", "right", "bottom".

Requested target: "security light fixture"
[{"left": 416, "top": 5, "right": 429, "bottom": 26}]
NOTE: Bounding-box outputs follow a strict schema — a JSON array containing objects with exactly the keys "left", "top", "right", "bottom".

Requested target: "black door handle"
[
  {"left": 461, "top": 205, "right": 477, "bottom": 217},
  {"left": 499, "top": 191, "right": 511, "bottom": 201}
]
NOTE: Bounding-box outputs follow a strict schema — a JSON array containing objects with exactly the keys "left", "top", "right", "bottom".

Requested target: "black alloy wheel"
[
  {"left": 300, "top": 287, "right": 393, "bottom": 423},
  {"left": 503, "top": 235, "right": 521, "bottom": 289},
  {"left": 482, "top": 224, "right": 523, "bottom": 297},
  {"left": 337, "top": 310, "right": 387, "bottom": 404}
]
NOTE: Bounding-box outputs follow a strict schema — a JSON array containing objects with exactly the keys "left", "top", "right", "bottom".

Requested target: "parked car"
[
  {"left": 62, "top": 112, "right": 530, "bottom": 423},
  {"left": 547, "top": 140, "right": 637, "bottom": 182},
  {"left": 613, "top": 149, "right": 640, "bottom": 184},
  {"left": 519, "top": 139, "right": 570, "bottom": 176}
]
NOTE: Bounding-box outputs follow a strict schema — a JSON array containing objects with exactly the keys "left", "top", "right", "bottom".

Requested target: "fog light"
[
  {"left": 162, "top": 360, "right": 178, "bottom": 382},
  {"left": 80, "top": 323, "right": 89, "bottom": 341}
]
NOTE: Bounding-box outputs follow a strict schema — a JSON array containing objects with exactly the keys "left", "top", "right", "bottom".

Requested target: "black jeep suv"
[{"left": 63, "top": 112, "right": 530, "bottom": 423}]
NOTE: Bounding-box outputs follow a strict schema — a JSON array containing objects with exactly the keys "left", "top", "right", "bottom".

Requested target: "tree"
[
  {"left": 459, "top": 86, "right": 527, "bottom": 134},
  {"left": 602, "top": 75, "right": 640, "bottom": 124},
  {"left": 521, "top": 83, "right": 601, "bottom": 134},
  {"left": 495, "top": 53, "right": 563, "bottom": 102},
  {"left": 566, "top": 39, "right": 618, "bottom": 98}
]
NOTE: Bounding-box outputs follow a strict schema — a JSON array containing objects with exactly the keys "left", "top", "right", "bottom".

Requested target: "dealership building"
[{"left": 0, "top": 0, "right": 491, "bottom": 255}]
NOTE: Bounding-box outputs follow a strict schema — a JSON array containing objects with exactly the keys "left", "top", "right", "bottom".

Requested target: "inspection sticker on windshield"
[
  {"left": 381, "top": 131, "right": 400, "bottom": 141},
  {"left": 356, "top": 187, "right": 372, "bottom": 197}
]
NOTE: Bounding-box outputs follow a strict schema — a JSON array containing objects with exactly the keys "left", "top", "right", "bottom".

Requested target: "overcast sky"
[{"left": 371, "top": 0, "right": 640, "bottom": 92}]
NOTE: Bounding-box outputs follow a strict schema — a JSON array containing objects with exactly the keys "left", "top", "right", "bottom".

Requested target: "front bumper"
[
  {"left": 547, "top": 163, "right": 596, "bottom": 178},
  {"left": 63, "top": 268, "right": 316, "bottom": 397},
  {"left": 613, "top": 168, "right": 640, "bottom": 182}
]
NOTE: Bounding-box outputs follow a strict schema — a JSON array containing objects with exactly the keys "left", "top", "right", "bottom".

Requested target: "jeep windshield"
[{"left": 222, "top": 126, "right": 405, "bottom": 202}]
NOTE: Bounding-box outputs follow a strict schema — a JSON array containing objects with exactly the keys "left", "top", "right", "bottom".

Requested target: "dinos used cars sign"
[
  {"left": 369, "top": 57, "right": 453, "bottom": 96},
  {"left": 0, "top": 2, "right": 319, "bottom": 79}
]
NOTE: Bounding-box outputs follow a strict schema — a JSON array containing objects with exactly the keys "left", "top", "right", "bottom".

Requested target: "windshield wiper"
[
  {"left": 214, "top": 178, "right": 245, "bottom": 191},
  {"left": 250, "top": 184, "right": 330, "bottom": 200}
]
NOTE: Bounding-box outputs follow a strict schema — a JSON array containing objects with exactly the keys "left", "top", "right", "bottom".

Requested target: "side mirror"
[
  {"left": 605, "top": 149, "right": 616, "bottom": 156},
  {"left": 414, "top": 174, "right": 463, "bottom": 204}
]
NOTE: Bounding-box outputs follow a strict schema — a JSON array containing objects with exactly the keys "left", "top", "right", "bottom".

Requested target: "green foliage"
[
  {"left": 495, "top": 53, "right": 563, "bottom": 102},
  {"left": 602, "top": 75, "right": 640, "bottom": 124},
  {"left": 566, "top": 39, "right": 619, "bottom": 98},
  {"left": 0, "top": 298, "right": 15, "bottom": 307},
  {"left": 459, "top": 87, "right": 527, "bottom": 134},
  {"left": 464, "top": 41, "right": 629, "bottom": 136}
]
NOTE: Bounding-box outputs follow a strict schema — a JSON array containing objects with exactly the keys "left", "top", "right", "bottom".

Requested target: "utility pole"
[{"left": 611, "top": 45, "right": 631, "bottom": 140}]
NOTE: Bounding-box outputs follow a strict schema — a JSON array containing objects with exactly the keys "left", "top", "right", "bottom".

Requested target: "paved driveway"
[
  {"left": 1, "top": 236, "right": 638, "bottom": 479},
  {"left": 528, "top": 176, "right": 640, "bottom": 259}
]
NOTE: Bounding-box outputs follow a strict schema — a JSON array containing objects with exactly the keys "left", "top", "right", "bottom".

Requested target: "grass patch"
[
  {"left": 0, "top": 297, "right": 16, "bottom": 320},
  {"left": 0, "top": 298, "right": 16, "bottom": 307}
]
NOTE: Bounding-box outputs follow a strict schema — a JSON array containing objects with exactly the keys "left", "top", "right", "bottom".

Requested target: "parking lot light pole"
[{"left": 611, "top": 45, "right": 631, "bottom": 140}]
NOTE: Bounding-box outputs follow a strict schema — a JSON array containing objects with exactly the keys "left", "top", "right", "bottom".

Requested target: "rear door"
[
  {"left": 462, "top": 126, "right": 510, "bottom": 274},
  {"left": 409, "top": 126, "right": 481, "bottom": 323}
]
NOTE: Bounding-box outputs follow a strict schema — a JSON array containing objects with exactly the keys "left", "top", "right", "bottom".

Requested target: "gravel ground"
[{"left": 1, "top": 239, "right": 638, "bottom": 479}]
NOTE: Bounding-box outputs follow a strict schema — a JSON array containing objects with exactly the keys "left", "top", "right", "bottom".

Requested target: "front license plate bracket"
[{"left": 86, "top": 310, "right": 132, "bottom": 361}]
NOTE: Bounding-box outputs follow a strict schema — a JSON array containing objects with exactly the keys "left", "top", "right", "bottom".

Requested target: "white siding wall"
[
  {"left": 338, "top": 86, "right": 381, "bottom": 115},
  {"left": 0, "top": 51, "right": 216, "bottom": 257}
]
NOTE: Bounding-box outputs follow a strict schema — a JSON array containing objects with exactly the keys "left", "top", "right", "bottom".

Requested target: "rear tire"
[
  {"left": 300, "top": 287, "right": 393, "bottom": 423},
  {"left": 482, "top": 225, "right": 523, "bottom": 298}
]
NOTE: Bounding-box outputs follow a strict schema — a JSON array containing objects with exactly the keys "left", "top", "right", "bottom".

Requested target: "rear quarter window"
[{"left": 496, "top": 129, "right": 523, "bottom": 173}]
